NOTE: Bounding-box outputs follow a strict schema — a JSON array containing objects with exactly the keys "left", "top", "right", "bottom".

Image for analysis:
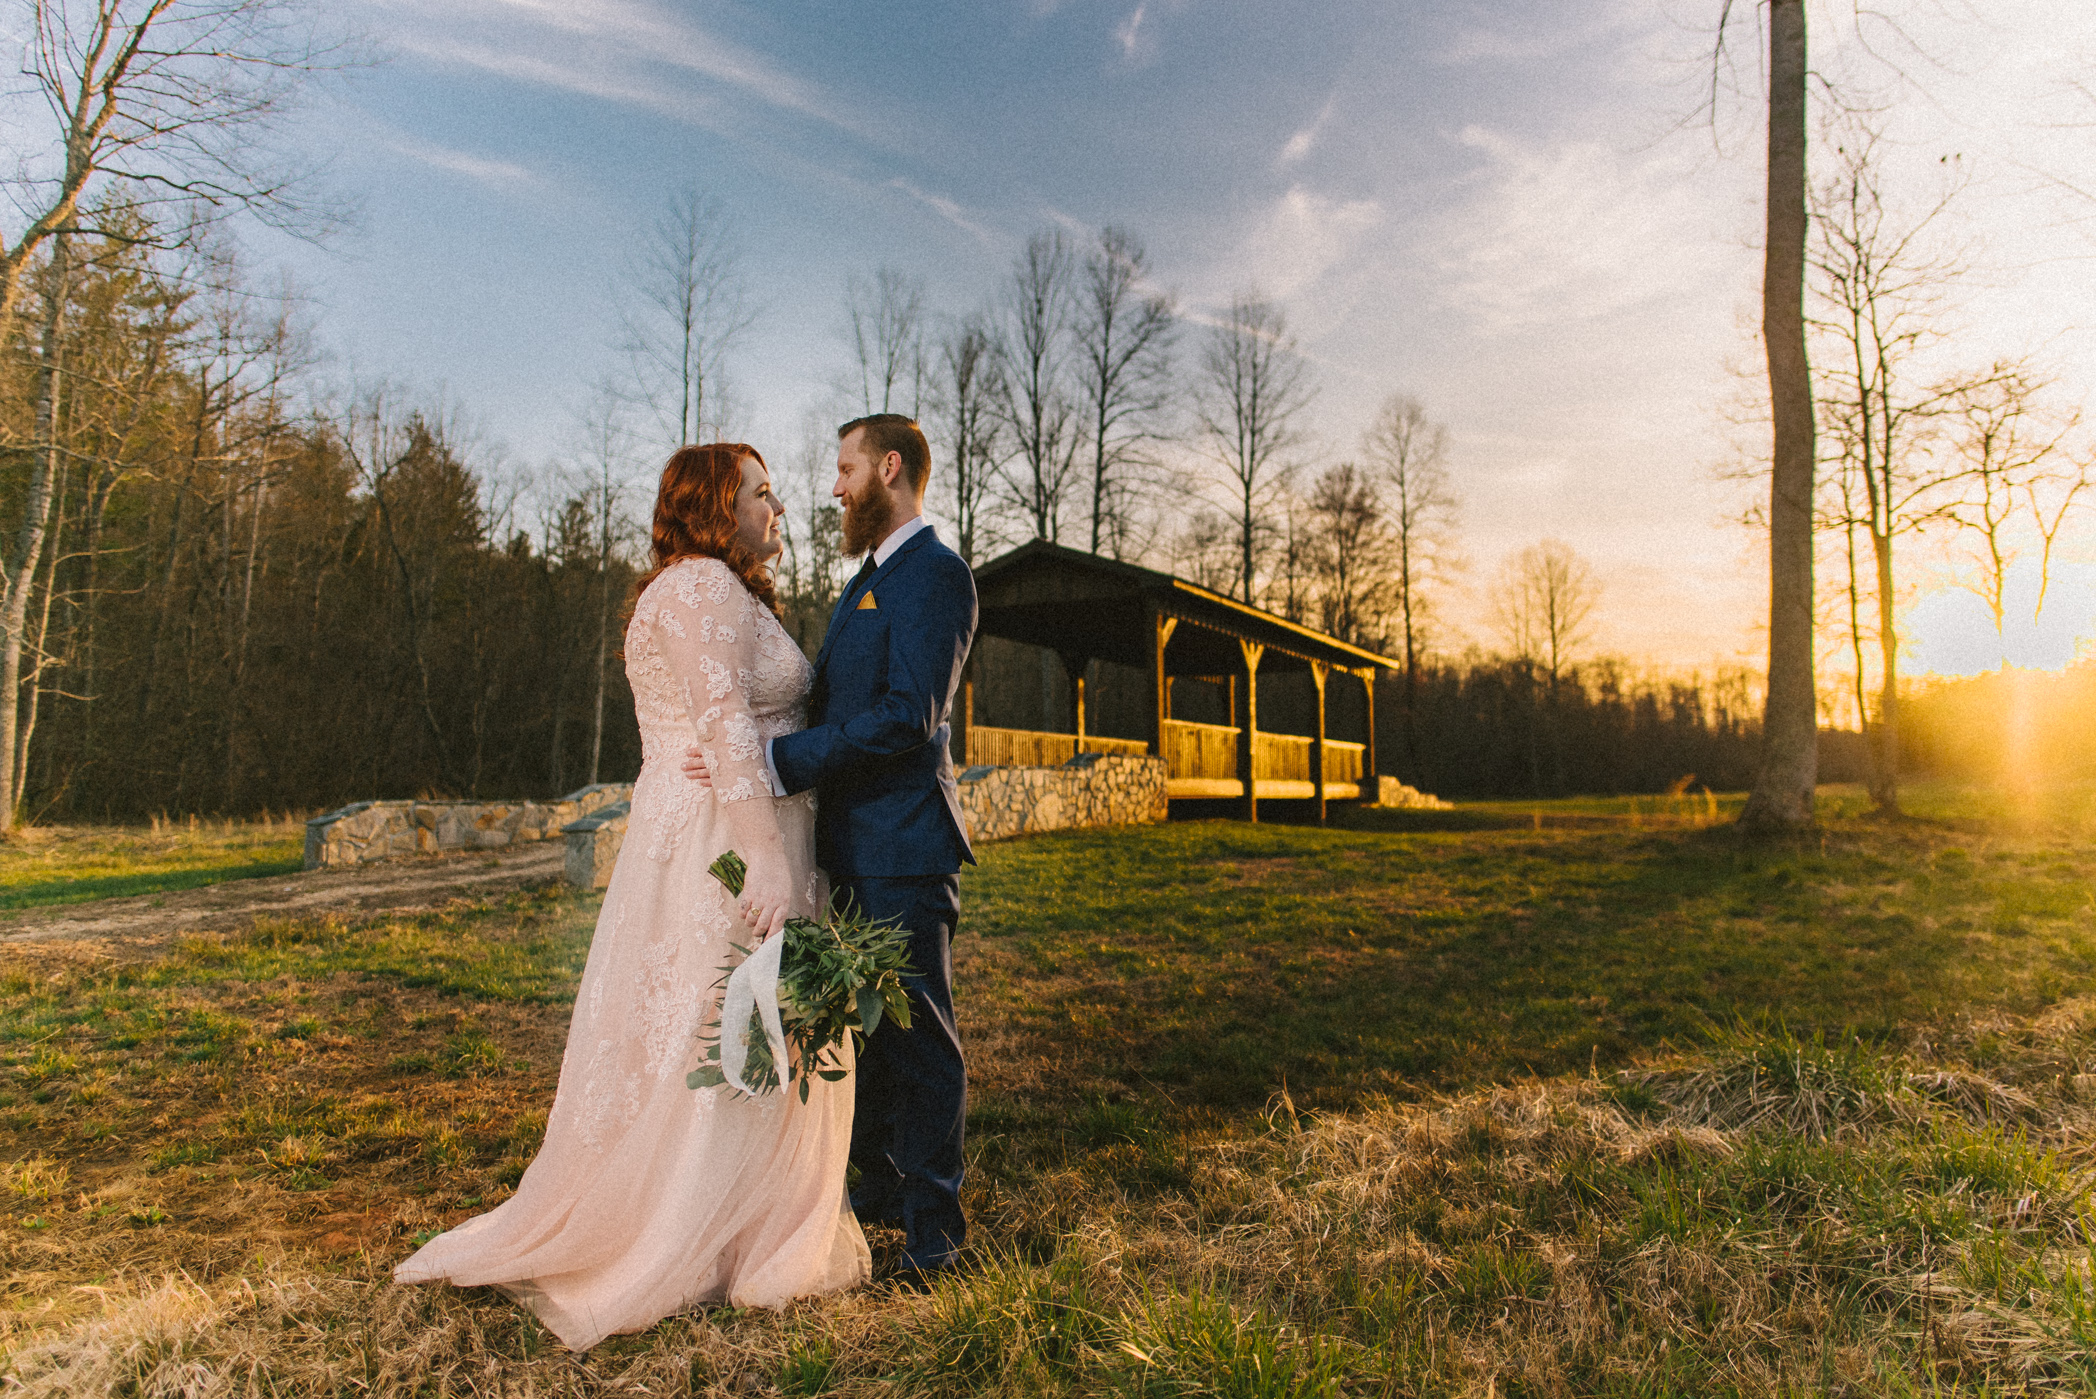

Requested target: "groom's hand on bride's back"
[{"left": 682, "top": 746, "right": 712, "bottom": 787}]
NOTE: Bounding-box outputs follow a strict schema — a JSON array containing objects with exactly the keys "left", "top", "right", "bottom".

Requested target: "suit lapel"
[{"left": 812, "top": 528, "right": 934, "bottom": 677}]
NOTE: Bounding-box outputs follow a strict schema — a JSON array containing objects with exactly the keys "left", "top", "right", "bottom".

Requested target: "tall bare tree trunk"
[
  {"left": 0, "top": 233, "right": 71, "bottom": 832},
  {"left": 1869, "top": 528, "right": 1899, "bottom": 809},
  {"left": 588, "top": 470, "right": 613, "bottom": 787},
  {"left": 16, "top": 456, "right": 69, "bottom": 814},
  {"left": 1739, "top": 0, "right": 1818, "bottom": 833}
]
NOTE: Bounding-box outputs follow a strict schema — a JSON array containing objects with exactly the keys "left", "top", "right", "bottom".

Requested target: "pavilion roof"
[{"left": 971, "top": 541, "right": 1400, "bottom": 677}]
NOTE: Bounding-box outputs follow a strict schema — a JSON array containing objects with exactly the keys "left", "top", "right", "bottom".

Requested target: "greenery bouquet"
[{"left": 687, "top": 850, "right": 916, "bottom": 1103}]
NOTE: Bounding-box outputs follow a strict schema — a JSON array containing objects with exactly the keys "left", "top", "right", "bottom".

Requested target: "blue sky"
[{"left": 257, "top": 0, "right": 2096, "bottom": 674}]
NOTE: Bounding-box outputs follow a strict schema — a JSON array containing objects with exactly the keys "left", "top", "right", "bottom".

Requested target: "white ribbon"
[{"left": 719, "top": 932, "right": 789, "bottom": 1095}]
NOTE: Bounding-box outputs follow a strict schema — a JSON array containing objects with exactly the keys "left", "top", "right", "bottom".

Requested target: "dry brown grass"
[{"left": 7, "top": 813, "right": 2096, "bottom": 1394}]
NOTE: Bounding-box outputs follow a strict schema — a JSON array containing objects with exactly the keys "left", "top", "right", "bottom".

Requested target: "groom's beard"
[{"left": 840, "top": 480, "right": 896, "bottom": 558}]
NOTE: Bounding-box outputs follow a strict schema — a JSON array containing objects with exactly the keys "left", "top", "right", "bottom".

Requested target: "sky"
[{"left": 225, "top": 0, "right": 2096, "bottom": 675}]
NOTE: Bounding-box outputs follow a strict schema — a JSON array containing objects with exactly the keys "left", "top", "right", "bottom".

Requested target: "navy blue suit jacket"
[{"left": 772, "top": 525, "right": 977, "bottom": 877}]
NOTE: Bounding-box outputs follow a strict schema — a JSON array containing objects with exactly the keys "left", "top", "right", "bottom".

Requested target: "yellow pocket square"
[{"left": 856, "top": 592, "right": 878, "bottom": 611}]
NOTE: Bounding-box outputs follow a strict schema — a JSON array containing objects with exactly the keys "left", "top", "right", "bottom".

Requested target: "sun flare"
[{"left": 1906, "top": 561, "right": 2096, "bottom": 678}]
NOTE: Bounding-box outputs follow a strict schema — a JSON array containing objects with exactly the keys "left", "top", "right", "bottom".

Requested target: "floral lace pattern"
[
  {"left": 624, "top": 558, "right": 813, "bottom": 855},
  {"left": 391, "top": 554, "right": 867, "bottom": 1344}
]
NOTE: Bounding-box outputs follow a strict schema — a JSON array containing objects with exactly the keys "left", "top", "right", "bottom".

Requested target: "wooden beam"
[
  {"left": 1359, "top": 666, "right": 1379, "bottom": 804},
  {"left": 1147, "top": 609, "right": 1178, "bottom": 760},
  {"left": 1059, "top": 651, "right": 1088, "bottom": 744},
  {"left": 1237, "top": 640, "right": 1264, "bottom": 822},
  {"left": 1310, "top": 660, "right": 1329, "bottom": 826}
]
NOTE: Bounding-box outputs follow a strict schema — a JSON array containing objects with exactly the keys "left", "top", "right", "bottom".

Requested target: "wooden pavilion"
[{"left": 957, "top": 542, "right": 1400, "bottom": 823}]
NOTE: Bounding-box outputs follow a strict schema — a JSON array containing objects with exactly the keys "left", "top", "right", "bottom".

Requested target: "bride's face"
[{"left": 731, "top": 456, "right": 785, "bottom": 562}]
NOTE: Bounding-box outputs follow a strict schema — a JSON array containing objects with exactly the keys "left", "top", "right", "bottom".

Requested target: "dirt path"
[{"left": 0, "top": 844, "right": 569, "bottom": 952}]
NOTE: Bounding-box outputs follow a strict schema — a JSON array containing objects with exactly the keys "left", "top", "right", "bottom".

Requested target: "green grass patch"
[
  {"left": 6, "top": 785, "right": 2096, "bottom": 1394},
  {"left": 964, "top": 796, "right": 2096, "bottom": 1114},
  {"left": 0, "top": 819, "right": 305, "bottom": 910}
]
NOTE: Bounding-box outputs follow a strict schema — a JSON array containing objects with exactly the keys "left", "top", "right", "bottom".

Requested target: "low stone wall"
[
  {"left": 1370, "top": 776, "right": 1451, "bottom": 810},
  {"left": 552, "top": 755, "right": 1167, "bottom": 888},
  {"left": 304, "top": 784, "right": 632, "bottom": 870},
  {"left": 957, "top": 752, "right": 1169, "bottom": 843},
  {"left": 562, "top": 801, "right": 629, "bottom": 890}
]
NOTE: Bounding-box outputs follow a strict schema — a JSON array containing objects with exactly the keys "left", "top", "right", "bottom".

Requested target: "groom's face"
[{"left": 835, "top": 429, "right": 897, "bottom": 557}]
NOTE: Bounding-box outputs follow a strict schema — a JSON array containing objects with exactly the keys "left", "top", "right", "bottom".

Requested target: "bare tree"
[
  {"left": 571, "top": 386, "right": 641, "bottom": 785},
  {"left": 0, "top": 0, "right": 336, "bottom": 828},
  {"left": 1493, "top": 540, "right": 1597, "bottom": 694},
  {"left": 1073, "top": 226, "right": 1174, "bottom": 557},
  {"left": 1493, "top": 539, "right": 1599, "bottom": 797},
  {"left": 0, "top": 0, "right": 337, "bottom": 330},
  {"left": 1809, "top": 122, "right": 1970, "bottom": 812},
  {"left": 1303, "top": 463, "right": 1395, "bottom": 647},
  {"left": 1733, "top": 0, "right": 1819, "bottom": 833},
  {"left": 928, "top": 314, "right": 1001, "bottom": 565},
  {"left": 776, "top": 404, "right": 848, "bottom": 654},
  {"left": 1, "top": 231, "right": 75, "bottom": 827},
  {"left": 1941, "top": 367, "right": 2087, "bottom": 664},
  {"left": 1170, "top": 509, "right": 1237, "bottom": 595},
  {"left": 1361, "top": 392, "right": 1459, "bottom": 764},
  {"left": 995, "top": 231, "right": 1078, "bottom": 543},
  {"left": 622, "top": 189, "right": 751, "bottom": 453},
  {"left": 1194, "top": 291, "right": 1314, "bottom": 604},
  {"left": 844, "top": 266, "right": 926, "bottom": 418}
]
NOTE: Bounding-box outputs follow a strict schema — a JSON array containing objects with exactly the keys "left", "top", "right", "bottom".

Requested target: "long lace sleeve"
[{"left": 647, "top": 559, "right": 788, "bottom": 862}]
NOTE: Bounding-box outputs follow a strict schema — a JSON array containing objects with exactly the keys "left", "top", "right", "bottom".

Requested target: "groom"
[{"left": 685, "top": 413, "right": 978, "bottom": 1281}]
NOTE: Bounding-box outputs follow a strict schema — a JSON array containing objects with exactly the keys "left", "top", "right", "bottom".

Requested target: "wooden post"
[
  {"left": 1310, "top": 660, "right": 1329, "bottom": 826},
  {"left": 1060, "top": 651, "right": 1088, "bottom": 750},
  {"left": 1360, "top": 666, "right": 1379, "bottom": 805},
  {"left": 1237, "top": 640, "right": 1264, "bottom": 822},
  {"left": 957, "top": 653, "right": 976, "bottom": 769},
  {"left": 1146, "top": 609, "right": 1178, "bottom": 761}
]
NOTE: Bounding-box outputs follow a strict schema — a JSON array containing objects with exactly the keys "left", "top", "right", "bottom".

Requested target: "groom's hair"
[{"left": 839, "top": 413, "right": 930, "bottom": 493}]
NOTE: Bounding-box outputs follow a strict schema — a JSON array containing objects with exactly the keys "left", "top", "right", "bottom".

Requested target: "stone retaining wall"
[
  {"left": 1370, "top": 776, "right": 1451, "bottom": 809},
  {"left": 304, "top": 784, "right": 632, "bottom": 870},
  {"left": 956, "top": 752, "right": 1169, "bottom": 843},
  {"left": 550, "top": 756, "right": 1169, "bottom": 887},
  {"left": 562, "top": 801, "right": 630, "bottom": 890}
]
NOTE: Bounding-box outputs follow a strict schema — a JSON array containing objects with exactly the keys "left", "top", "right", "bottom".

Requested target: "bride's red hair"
[{"left": 628, "top": 443, "right": 779, "bottom": 619}]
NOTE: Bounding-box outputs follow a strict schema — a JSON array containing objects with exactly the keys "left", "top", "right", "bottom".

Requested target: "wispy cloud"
[
  {"left": 394, "top": 33, "right": 715, "bottom": 126},
  {"left": 372, "top": 0, "right": 886, "bottom": 147},
  {"left": 1277, "top": 96, "right": 1336, "bottom": 167},
  {"left": 886, "top": 178, "right": 1003, "bottom": 248},
  {"left": 1233, "top": 184, "right": 1384, "bottom": 301},
  {"left": 1115, "top": 4, "right": 1152, "bottom": 63},
  {"left": 1425, "top": 125, "right": 1730, "bottom": 335},
  {"left": 385, "top": 130, "right": 538, "bottom": 187}
]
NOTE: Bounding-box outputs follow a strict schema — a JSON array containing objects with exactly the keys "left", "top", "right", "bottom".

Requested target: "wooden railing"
[
  {"left": 1254, "top": 732, "right": 1311, "bottom": 782},
  {"left": 1161, "top": 719, "right": 1238, "bottom": 790},
  {"left": 969, "top": 721, "right": 1365, "bottom": 801},
  {"left": 1324, "top": 739, "right": 1365, "bottom": 787},
  {"left": 964, "top": 726, "right": 1148, "bottom": 769}
]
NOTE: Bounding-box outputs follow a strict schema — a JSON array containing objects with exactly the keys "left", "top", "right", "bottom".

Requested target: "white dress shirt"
[{"left": 758, "top": 514, "right": 928, "bottom": 794}]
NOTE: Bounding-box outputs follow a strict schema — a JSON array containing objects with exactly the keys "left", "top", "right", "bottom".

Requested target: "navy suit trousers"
[{"left": 836, "top": 872, "right": 966, "bottom": 1269}]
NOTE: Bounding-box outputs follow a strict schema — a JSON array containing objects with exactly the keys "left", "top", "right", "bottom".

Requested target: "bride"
[{"left": 394, "top": 442, "right": 870, "bottom": 1350}]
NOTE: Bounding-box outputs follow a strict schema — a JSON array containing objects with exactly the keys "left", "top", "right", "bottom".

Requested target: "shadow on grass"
[
  {"left": 0, "top": 858, "right": 305, "bottom": 910},
  {"left": 960, "top": 815, "right": 2096, "bottom": 1123}
]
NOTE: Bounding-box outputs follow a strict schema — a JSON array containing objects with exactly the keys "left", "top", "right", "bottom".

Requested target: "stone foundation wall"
[
  {"left": 304, "top": 783, "right": 632, "bottom": 870},
  {"left": 957, "top": 752, "right": 1169, "bottom": 843}
]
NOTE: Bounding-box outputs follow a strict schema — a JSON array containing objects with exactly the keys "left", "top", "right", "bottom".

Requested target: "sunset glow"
[{"left": 1906, "top": 561, "right": 2096, "bottom": 678}]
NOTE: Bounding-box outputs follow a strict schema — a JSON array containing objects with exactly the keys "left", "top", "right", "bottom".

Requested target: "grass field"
[
  {"left": 0, "top": 817, "right": 306, "bottom": 910},
  {"left": 4, "top": 784, "right": 2096, "bottom": 1394}
]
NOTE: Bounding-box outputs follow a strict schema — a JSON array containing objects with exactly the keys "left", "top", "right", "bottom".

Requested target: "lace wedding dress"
[{"left": 395, "top": 557, "right": 870, "bottom": 1350}]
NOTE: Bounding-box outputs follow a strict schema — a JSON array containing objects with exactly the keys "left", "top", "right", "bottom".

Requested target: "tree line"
[
  {"left": 19, "top": 0, "right": 2061, "bottom": 824},
  {"left": 0, "top": 225, "right": 645, "bottom": 820}
]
